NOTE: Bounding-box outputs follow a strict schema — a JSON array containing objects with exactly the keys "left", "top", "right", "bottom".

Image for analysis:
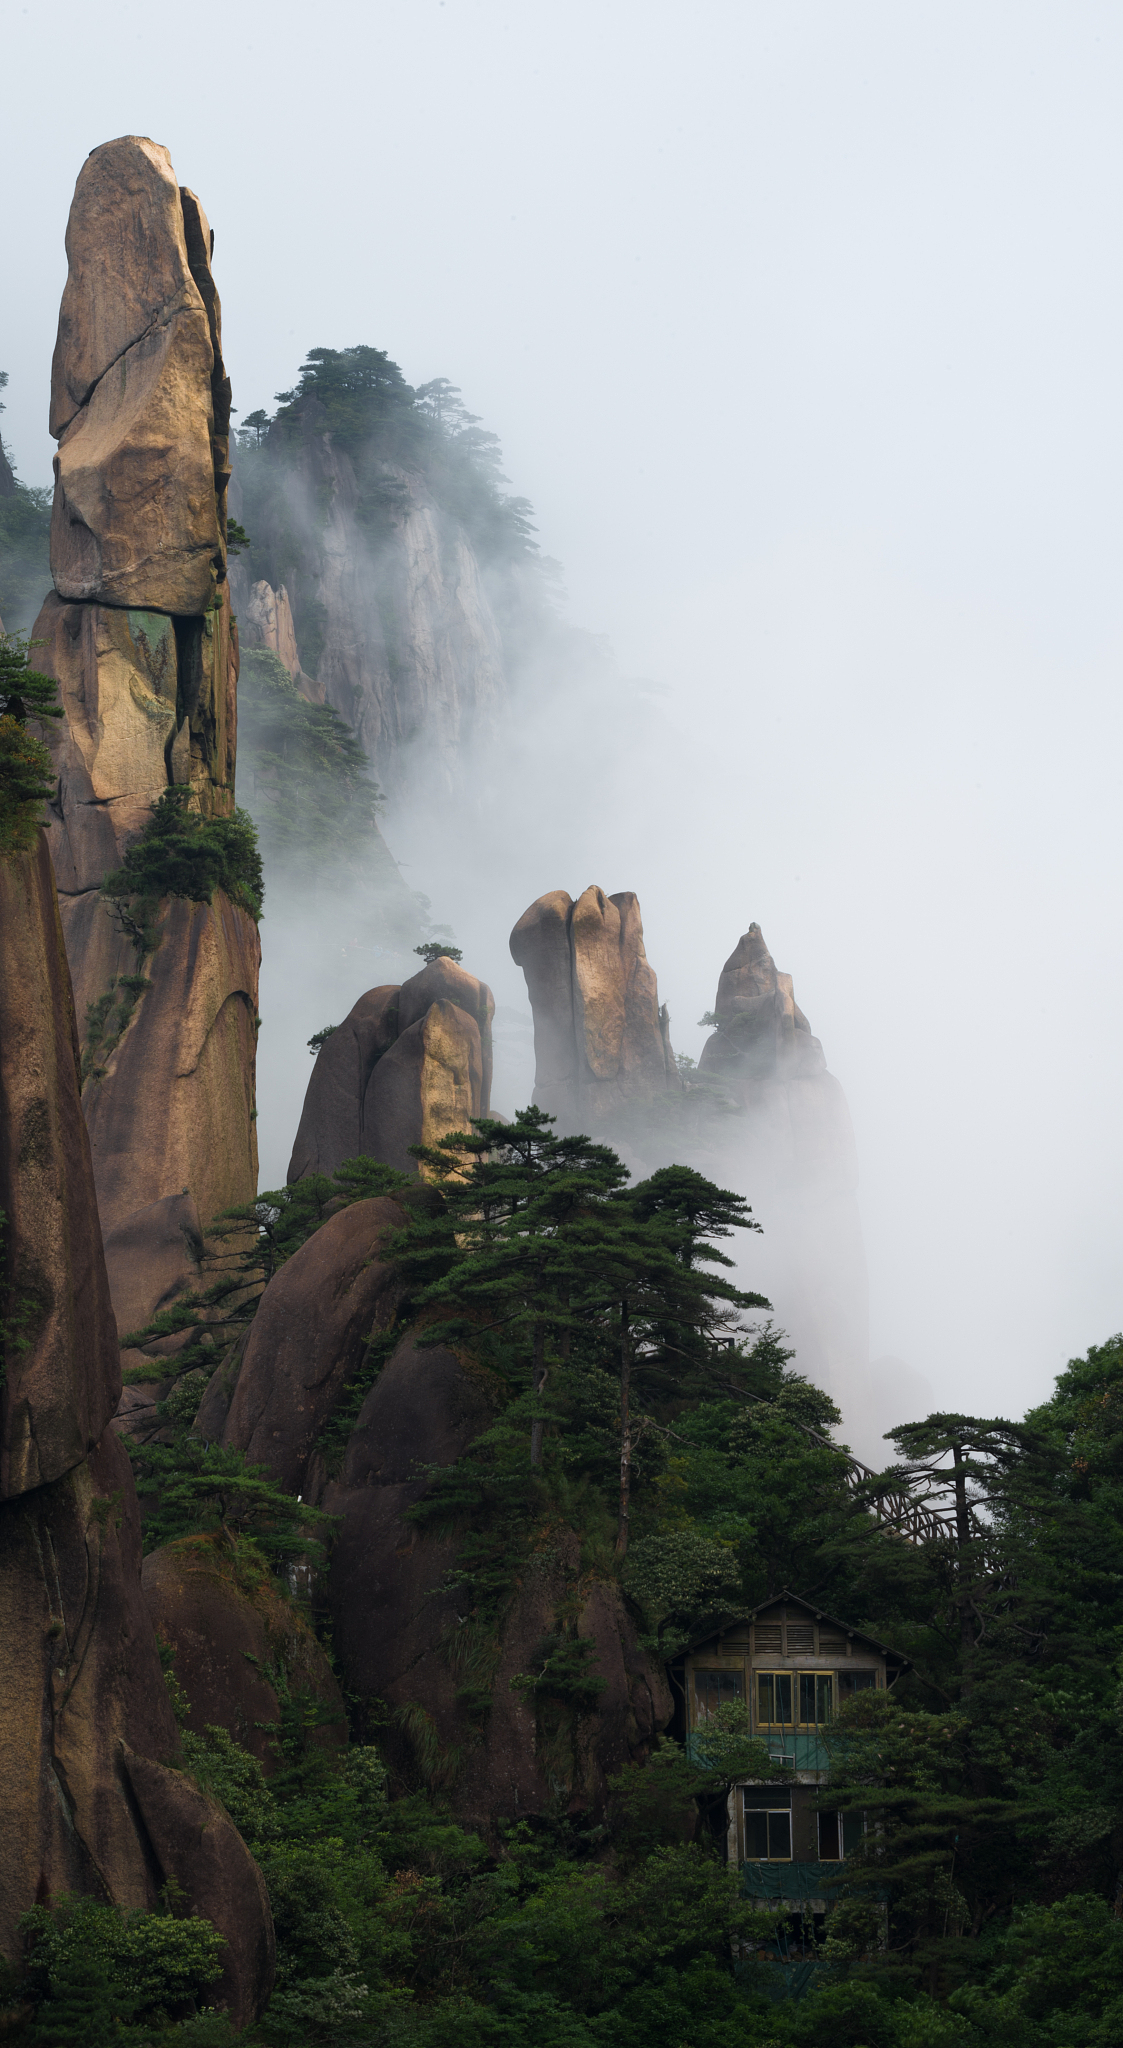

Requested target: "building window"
[
  {"left": 757, "top": 1671, "right": 833, "bottom": 1727},
  {"left": 819, "top": 1808, "right": 865, "bottom": 1858},
  {"left": 837, "top": 1670, "right": 877, "bottom": 1700},
  {"left": 744, "top": 1798, "right": 793, "bottom": 1860},
  {"left": 693, "top": 1669, "right": 744, "bottom": 1722},
  {"left": 799, "top": 1673, "right": 833, "bottom": 1724}
]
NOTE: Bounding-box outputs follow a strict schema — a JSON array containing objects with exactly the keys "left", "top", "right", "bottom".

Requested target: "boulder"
[
  {"left": 510, "top": 885, "right": 678, "bottom": 1132},
  {"left": 49, "top": 137, "right": 226, "bottom": 614},
  {"left": 287, "top": 960, "right": 493, "bottom": 1184},
  {"left": 101, "top": 1192, "right": 205, "bottom": 1343},
  {"left": 221, "top": 1197, "right": 408, "bottom": 1498},
  {"left": 363, "top": 999, "right": 483, "bottom": 1174},
  {"left": 322, "top": 1332, "right": 670, "bottom": 1821},
  {"left": 141, "top": 1535, "right": 346, "bottom": 1771},
  {"left": 0, "top": 834, "right": 118, "bottom": 1496},
  {"left": 287, "top": 986, "right": 401, "bottom": 1181},
  {"left": 122, "top": 1749, "right": 274, "bottom": 2027}
]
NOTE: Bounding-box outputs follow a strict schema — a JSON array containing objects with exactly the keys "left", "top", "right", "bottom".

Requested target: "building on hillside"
[{"left": 677, "top": 1591, "right": 910, "bottom": 1955}]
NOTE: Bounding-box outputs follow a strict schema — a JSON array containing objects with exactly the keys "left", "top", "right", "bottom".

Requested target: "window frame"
[
  {"left": 691, "top": 1665, "right": 745, "bottom": 1726},
  {"left": 755, "top": 1668, "right": 834, "bottom": 1730},
  {"left": 742, "top": 1794, "right": 794, "bottom": 1863}
]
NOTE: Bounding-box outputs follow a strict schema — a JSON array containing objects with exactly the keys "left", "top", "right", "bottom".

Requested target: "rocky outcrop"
[
  {"left": 221, "top": 1197, "right": 408, "bottom": 1498},
  {"left": 33, "top": 138, "right": 257, "bottom": 1336},
  {"left": 0, "top": 830, "right": 273, "bottom": 2021},
  {"left": 288, "top": 957, "right": 494, "bottom": 1182},
  {"left": 49, "top": 137, "right": 229, "bottom": 616},
  {"left": 0, "top": 836, "right": 118, "bottom": 1493},
  {"left": 322, "top": 1332, "right": 670, "bottom": 1819},
  {"left": 142, "top": 1536, "right": 346, "bottom": 1771},
  {"left": 695, "top": 924, "right": 870, "bottom": 1409},
  {"left": 510, "top": 885, "right": 679, "bottom": 1134},
  {"left": 66, "top": 890, "right": 259, "bottom": 1315},
  {"left": 240, "top": 579, "right": 302, "bottom": 679},
  {"left": 230, "top": 407, "right": 505, "bottom": 799}
]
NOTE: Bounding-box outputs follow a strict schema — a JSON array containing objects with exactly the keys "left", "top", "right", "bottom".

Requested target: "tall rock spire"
[{"left": 33, "top": 138, "right": 258, "bottom": 1334}]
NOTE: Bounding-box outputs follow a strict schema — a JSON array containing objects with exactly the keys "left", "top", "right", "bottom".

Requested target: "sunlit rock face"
[
  {"left": 509, "top": 884, "right": 679, "bottom": 1135},
  {"left": 696, "top": 923, "right": 871, "bottom": 1420},
  {"left": 287, "top": 956, "right": 495, "bottom": 1182},
  {"left": 0, "top": 834, "right": 274, "bottom": 2025},
  {"left": 49, "top": 138, "right": 229, "bottom": 616},
  {"left": 32, "top": 137, "right": 257, "bottom": 1335}
]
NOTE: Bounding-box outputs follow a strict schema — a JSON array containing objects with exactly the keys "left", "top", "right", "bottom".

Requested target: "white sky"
[{"left": 3, "top": 1, "right": 1121, "bottom": 1425}]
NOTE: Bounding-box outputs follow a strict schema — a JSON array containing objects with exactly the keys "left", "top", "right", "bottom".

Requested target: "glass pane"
[
  {"left": 744, "top": 1808, "right": 770, "bottom": 1858},
  {"left": 768, "top": 1810, "right": 792, "bottom": 1859},
  {"left": 838, "top": 1669, "right": 876, "bottom": 1698},
  {"left": 757, "top": 1673, "right": 773, "bottom": 1724},
  {"left": 818, "top": 1810, "right": 842, "bottom": 1859},
  {"left": 817, "top": 1674, "right": 833, "bottom": 1722},
  {"left": 694, "top": 1669, "right": 743, "bottom": 1722},
  {"left": 774, "top": 1673, "right": 792, "bottom": 1724},
  {"left": 842, "top": 1811, "right": 865, "bottom": 1854}
]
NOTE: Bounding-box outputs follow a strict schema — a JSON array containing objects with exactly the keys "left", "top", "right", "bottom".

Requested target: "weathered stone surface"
[
  {"left": 510, "top": 885, "right": 678, "bottom": 1133},
  {"left": 61, "top": 888, "right": 258, "bottom": 1330},
  {"left": 364, "top": 999, "right": 483, "bottom": 1174},
  {"left": 324, "top": 1335, "right": 670, "bottom": 1820},
  {"left": 122, "top": 1748, "right": 275, "bottom": 2026},
  {"left": 49, "top": 137, "right": 226, "bottom": 614},
  {"left": 0, "top": 834, "right": 118, "bottom": 1496},
  {"left": 287, "top": 986, "right": 401, "bottom": 1181},
  {"left": 101, "top": 1192, "right": 205, "bottom": 1342},
  {"left": 288, "top": 962, "right": 493, "bottom": 1184},
  {"left": 0, "top": 1430, "right": 277, "bottom": 2029},
  {"left": 241, "top": 580, "right": 301, "bottom": 676},
  {"left": 142, "top": 1535, "right": 345, "bottom": 1771},
  {"left": 0, "top": 1432, "right": 174, "bottom": 1947},
  {"left": 222, "top": 1197, "right": 408, "bottom": 1498}
]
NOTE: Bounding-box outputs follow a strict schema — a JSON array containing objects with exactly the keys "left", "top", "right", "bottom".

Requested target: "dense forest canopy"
[{"left": 29, "top": 1104, "right": 1123, "bottom": 2047}]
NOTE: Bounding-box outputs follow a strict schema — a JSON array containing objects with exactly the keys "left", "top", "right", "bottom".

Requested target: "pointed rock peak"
[{"left": 715, "top": 923, "right": 780, "bottom": 1015}]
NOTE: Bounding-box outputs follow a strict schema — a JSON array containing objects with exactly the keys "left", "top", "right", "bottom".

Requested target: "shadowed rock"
[
  {"left": 222, "top": 1197, "right": 408, "bottom": 1499},
  {"left": 0, "top": 826, "right": 274, "bottom": 2014},
  {"left": 142, "top": 1535, "right": 345, "bottom": 1771},
  {"left": 0, "top": 835, "right": 118, "bottom": 1496},
  {"left": 510, "top": 884, "right": 678, "bottom": 1133},
  {"left": 287, "top": 960, "right": 493, "bottom": 1184},
  {"left": 122, "top": 1749, "right": 274, "bottom": 2027},
  {"left": 322, "top": 1333, "right": 670, "bottom": 1821}
]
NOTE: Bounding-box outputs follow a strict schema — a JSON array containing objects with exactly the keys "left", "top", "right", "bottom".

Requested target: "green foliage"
[
  {"left": 308, "top": 1024, "right": 338, "bottom": 1054},
  {"left": 102, "top": 786, "right": 263, "bottom": 931},
  {"left": 130, "top": 1440, "right": 330, "bottom": 1565},
  {"left": 0, "top": 634, "right": 61, "bottom": 858},
  {"left": 20, "top": 1892, "right": 226, "bottom": 2038},
  {"left": 236, "top": 650, "right": 388, "bottom": 892},
  {"left": 225, "top": 516, "right": 251, "bottom": 556},
  {"left": 0, "top": 459, "right": 52, "bottom": 631},
  {"left": 414, "top": 941, "right": 463, "bottom": 964}
]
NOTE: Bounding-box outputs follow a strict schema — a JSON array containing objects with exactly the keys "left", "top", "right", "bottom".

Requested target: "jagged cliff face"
[
  {"left": 231, "top": 398, "right": 506, "bottom": 803},
  {"left": 34, "top": 137, "right": 259, "bottom": 1330},
  {"left": 0, "top": 833, "right": 274, "bottom": 2024}
]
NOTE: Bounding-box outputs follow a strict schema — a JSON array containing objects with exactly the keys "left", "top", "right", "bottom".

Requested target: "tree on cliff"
[
  {"left": 398, "top": 1110, "right": 768, "bottom": 1549},
  {"left": 0, "top": 635, "right": 61, "bottom": 857}
]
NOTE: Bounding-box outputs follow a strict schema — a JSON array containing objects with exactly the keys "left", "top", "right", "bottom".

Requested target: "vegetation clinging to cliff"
[
  {"left": 101, "top": 786, "right": 264, "bottom": 932},
  {"left": 0, "top": 635, "right": 61, "bottom": 858}
]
